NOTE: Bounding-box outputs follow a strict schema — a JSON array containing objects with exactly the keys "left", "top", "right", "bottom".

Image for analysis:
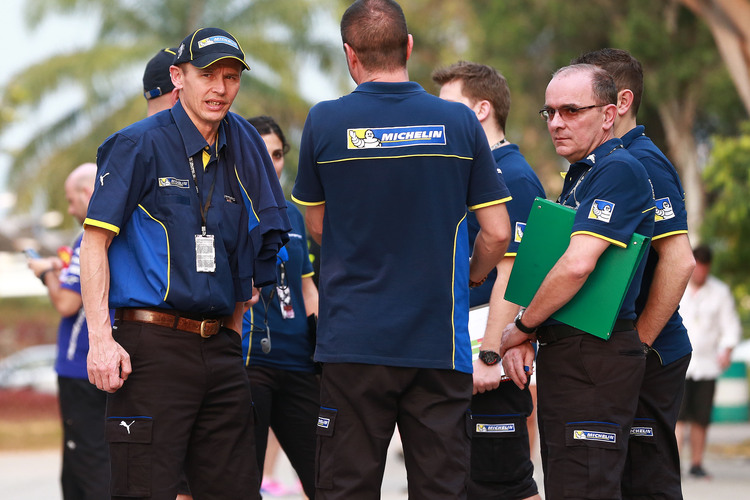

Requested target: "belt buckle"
[{"left": 200, "top": 319, "right": 219, "bottom": 338}]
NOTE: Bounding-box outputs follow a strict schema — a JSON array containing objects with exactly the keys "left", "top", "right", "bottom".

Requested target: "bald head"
[{"left": 65, "top": 163, "right": 97, "bottom": 224}]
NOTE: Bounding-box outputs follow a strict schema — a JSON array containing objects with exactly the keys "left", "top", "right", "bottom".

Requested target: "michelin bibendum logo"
[
  {"left": 197, "top": 36, "right": 240, "bottom": 50},
  {"left": 317, "top": 417, "right": 331, "bottom": 429},
  {"left": 158, "top": 177, "right": 189, "bottom": 189},
  {"left": 476, "top": 423, "right": 515, "bottom": 433},
  {"left": 630, "top": 426, "right": 654, "bottom": 437},
  {"left": 347, "top": 125, "right": 446, "bottom": 149},
  {"left": 573, "top": 429, "right": 616, "bottom": 443},
  {"left": 655, "top": 197, "right": 675, "bottom": 221},
  {"left": 514, "top": 222, "right": 526, "bottom": 243},
  {"left": 588, "top": 199, "right": 615, "bottom": 223}
]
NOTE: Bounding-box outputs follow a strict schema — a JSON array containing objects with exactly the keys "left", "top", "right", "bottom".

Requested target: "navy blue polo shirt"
[
  {"left": 624, "top": 126, "right": 692, "bottom": 365},
  {"left": 242, "top": 204, "right": 315, "bottom": 372},
  {"left": 292, "top": 81, "right": 511, "bottom": 373},
  {"left": 469, "top": 144, "right": 546, "bottom": 307},
  {"left": 556, "top": 138, "right": 655, "bottom": 322},
  {"left": 85, "top": 100, "right": 255, "bottom": 316}
]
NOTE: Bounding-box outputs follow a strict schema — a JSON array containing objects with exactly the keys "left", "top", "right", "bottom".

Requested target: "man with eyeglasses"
[
  {"left": 501, "top": 64, "right": 655, "bottom": 499},
  {"left": 572, "top": 49, "right": 696, "bottom": 499}
]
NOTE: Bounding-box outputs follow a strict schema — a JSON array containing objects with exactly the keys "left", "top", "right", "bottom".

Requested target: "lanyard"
[
  {"left": 558, "top": 165, "right": 593, "bottom": 208},
  {"left": 557, "top": 144, "right": 623, "bottom": 208},
  {"left": 188, "top": 155, "right": 217, "bottom": 236}
]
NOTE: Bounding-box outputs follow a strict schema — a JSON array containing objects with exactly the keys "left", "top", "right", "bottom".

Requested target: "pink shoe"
[{"left": 260, "top": 479, "right": 288, "bottom": 497}]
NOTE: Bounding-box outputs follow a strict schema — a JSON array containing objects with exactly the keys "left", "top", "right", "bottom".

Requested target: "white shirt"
[{"left": 680, "top": 275, "right": 742, "bottom": 380}]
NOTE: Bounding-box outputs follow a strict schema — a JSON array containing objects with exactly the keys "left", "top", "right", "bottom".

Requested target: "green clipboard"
[{"left": 505, "top": 197, "right": 650, "bottom": 339}]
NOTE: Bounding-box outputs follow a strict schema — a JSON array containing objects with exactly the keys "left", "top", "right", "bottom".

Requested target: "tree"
[
  {"left": 700, "top": 122, "right": 750, "bottom": 326},
  {"left": 678, "top": 0, "right": 750, "bottom": 115},
  {"left": 452, "top": 0, "right": 744, "bottom": 234},
  {"left": 0, "top": 0, "right": 343, "bottom": 219}
]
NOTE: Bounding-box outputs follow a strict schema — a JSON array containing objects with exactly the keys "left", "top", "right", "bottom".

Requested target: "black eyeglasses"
[{"left": 539, "top": 104, "right": 606, "bottom": 121}]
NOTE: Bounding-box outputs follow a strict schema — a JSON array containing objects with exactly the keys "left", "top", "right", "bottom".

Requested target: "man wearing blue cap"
[
  {"left": 81, "top": 27, "right": 289, "bottom": 500},
  {"left": 143, "top": 47, "right": 179, "bottom": 116}
]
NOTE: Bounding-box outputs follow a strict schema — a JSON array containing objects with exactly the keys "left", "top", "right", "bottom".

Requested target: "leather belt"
[
  {"left": 537, "top": 319, "right": 635, "bottom": 345},
  {"left": 115, "top": 308, "right": 223, "bottom": 338}
]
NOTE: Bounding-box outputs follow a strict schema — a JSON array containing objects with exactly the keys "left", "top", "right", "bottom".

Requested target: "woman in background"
[{"left": 243, "top": 115, "right": 319, "bottom": 499}]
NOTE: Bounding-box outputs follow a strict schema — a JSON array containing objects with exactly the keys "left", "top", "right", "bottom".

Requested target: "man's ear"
[
  {"left": 617, "top": 89, "right": 634, "bottom": 117},
  {"left": 474, "top": 100, "right": 492, "bottom": 122},
  {"left": 406, "top": 34, "right": 413, "bottom": 61},
  {"left": 343, "top": 43, "right": 357, "bottom": 68},
  {"left": 602, "top": 103, "right": 618, "bottom": 131},
  {"left": 169, "top": 65, "right": 184, "bottom": 90}
]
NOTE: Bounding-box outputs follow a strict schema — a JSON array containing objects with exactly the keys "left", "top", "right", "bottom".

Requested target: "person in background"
[
  {"left": 143, "top": 47, "right": 179, "bottom": 116},
  {"left": 572, "top": 48, "right": 696, "bottom": 499},
  {"left": 433, "top": 60, "right": 542, "bottom": 500},
  {"left": 243, "top": 115, "right": 319, "bottom": 499},
  {"left": 675, "top": 244, "right": 742, "bottom": 479},
  {"left": 26, "top": 162, "right": 111, "bottom": 500},
  {"left": 292, "top": 1, "right": 511, "bottom": 497}
]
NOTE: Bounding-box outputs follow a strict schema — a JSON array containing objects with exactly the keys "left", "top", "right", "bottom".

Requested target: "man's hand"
[
  {"left": 27, "top": 256, "right": 63, "bottom": 277},
  {"left": 87, "top": 330, "right": 131, "bottom": 393},
  {"left": 472, "top": 359, "right": 504, "bottom": 395},
  {"left": 499, "top": 322, "right": 533, "bottom": 357},
  {"left": 502, "top": 342, "right": 536, "bottom": 390}
]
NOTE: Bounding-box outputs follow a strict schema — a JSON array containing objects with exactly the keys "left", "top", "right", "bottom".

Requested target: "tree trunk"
[
  {"left": 678, "top": 0, "right": 750, "bottom": 115},
  {"left": 657, "top": 97, "right": 705, "bottom": 239}
]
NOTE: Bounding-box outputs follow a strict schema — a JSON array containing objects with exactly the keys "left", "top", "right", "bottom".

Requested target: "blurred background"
[{"left": 1, "top": 0, "right": 749, "bottom": 464}]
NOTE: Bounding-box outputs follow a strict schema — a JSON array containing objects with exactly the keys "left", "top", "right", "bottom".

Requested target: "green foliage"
[
  {"left": 1, "top": 0, "right": 344, "bottom": 219},
  {"left": 701, "top": 122, "right": 750, "bottom": 328}
]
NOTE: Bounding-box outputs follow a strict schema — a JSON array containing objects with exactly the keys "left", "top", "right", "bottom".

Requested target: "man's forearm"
[
  {"left": 80, "top": 227, "right": 114, "bottom": 338},
  {"left": 636, "top": 234, "right": 695, "bottom": 345}
]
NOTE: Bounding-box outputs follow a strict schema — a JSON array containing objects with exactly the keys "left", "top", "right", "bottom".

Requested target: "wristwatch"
[
  {"left": 478, "top": 350, "right": 501, "bottom": 366},
  {"left": 514, "top": 309, "right": 537, "bottom": 334}
]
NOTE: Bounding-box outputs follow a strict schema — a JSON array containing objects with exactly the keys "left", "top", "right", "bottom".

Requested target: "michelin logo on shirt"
[
  {"left": 514, "top": 222, "right": 526, "bottom": 243},
  {"left": 348, "top": 125, "right": 446, "bottom": 149},
  {"left": 654, "top": 197, "right": 675, "bottom": 221},
  {"left": 588, "top": 199, "right": 615, "bottom": 223},
  {"left": 158, "top": 177, "right": 190, "bottom": 189},
  {"left": 573, "top": 429, "right": 616, "bottom": 443},
  {"left": 317, "top": 417, "right": 331, "bottom": 429}
]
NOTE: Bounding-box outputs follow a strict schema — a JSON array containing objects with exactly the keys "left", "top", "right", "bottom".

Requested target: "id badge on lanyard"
[
  {"left": 195, "top": 234, "right": 216, "bottom": 272},
  {"left": 189, "top": 156, "right": 217, "bottom": 273}
]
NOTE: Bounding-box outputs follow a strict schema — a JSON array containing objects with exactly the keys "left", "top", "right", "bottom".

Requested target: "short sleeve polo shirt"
[
  {"left": 624, "top": 125, "right": 691, "bottom": 364},
  {"left": 292, "top": 81, "right": 511, "bottom": 373},
  {"left": 243, "top": 204, "right": 315, "bottom": 373},
  {"left": 469, "top": 143, "right": 546, "bottom": 307},
  {"left": 85, "top": 100, "right": 254, "bottom": 316},
  {"left": 558, "top": 138, "right": 655, "bottom": 320}
]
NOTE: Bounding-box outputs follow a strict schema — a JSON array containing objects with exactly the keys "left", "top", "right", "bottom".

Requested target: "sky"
[
  {"left": 1, "top": 0, "right": 98, "bottom": 210},
  {"left": 0, "top": 0, "right": 343, "bottom": 214}
]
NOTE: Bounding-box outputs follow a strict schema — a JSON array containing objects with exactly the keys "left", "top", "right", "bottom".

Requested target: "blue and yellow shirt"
[
  {"left": 242, "top": 204, "right": 315, "bottom": 372},
  {"left": 292, "top": 81, "right": 511, "bottom": 373},
  {"left": 624, "top": 125, "right": 692, "bottom": 365},
  {"left": 85, "top": 100, "right": 256, "bottom": 316},
  {"left": 557, "top": 138, "right": 655, "bottom": 322},
  {"left": 469, "top": 144, "right": 546, "bottom": 307}
]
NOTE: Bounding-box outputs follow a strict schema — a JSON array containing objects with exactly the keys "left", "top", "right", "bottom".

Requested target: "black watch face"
[{"left": 479, "top": 350, "right": 500, "bottom": 365}]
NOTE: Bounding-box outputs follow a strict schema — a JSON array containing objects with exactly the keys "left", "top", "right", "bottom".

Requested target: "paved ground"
[{"left": 2, "top": 422, "right": 749, "bottom": 499}]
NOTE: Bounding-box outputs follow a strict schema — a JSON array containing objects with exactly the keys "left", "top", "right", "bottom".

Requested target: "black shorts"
[
  {"left": 678, "top": 378, "right": 716, "bottom": 426},
  {"left": 467, "top": 381, "right": 538, "bottom": 499}
]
